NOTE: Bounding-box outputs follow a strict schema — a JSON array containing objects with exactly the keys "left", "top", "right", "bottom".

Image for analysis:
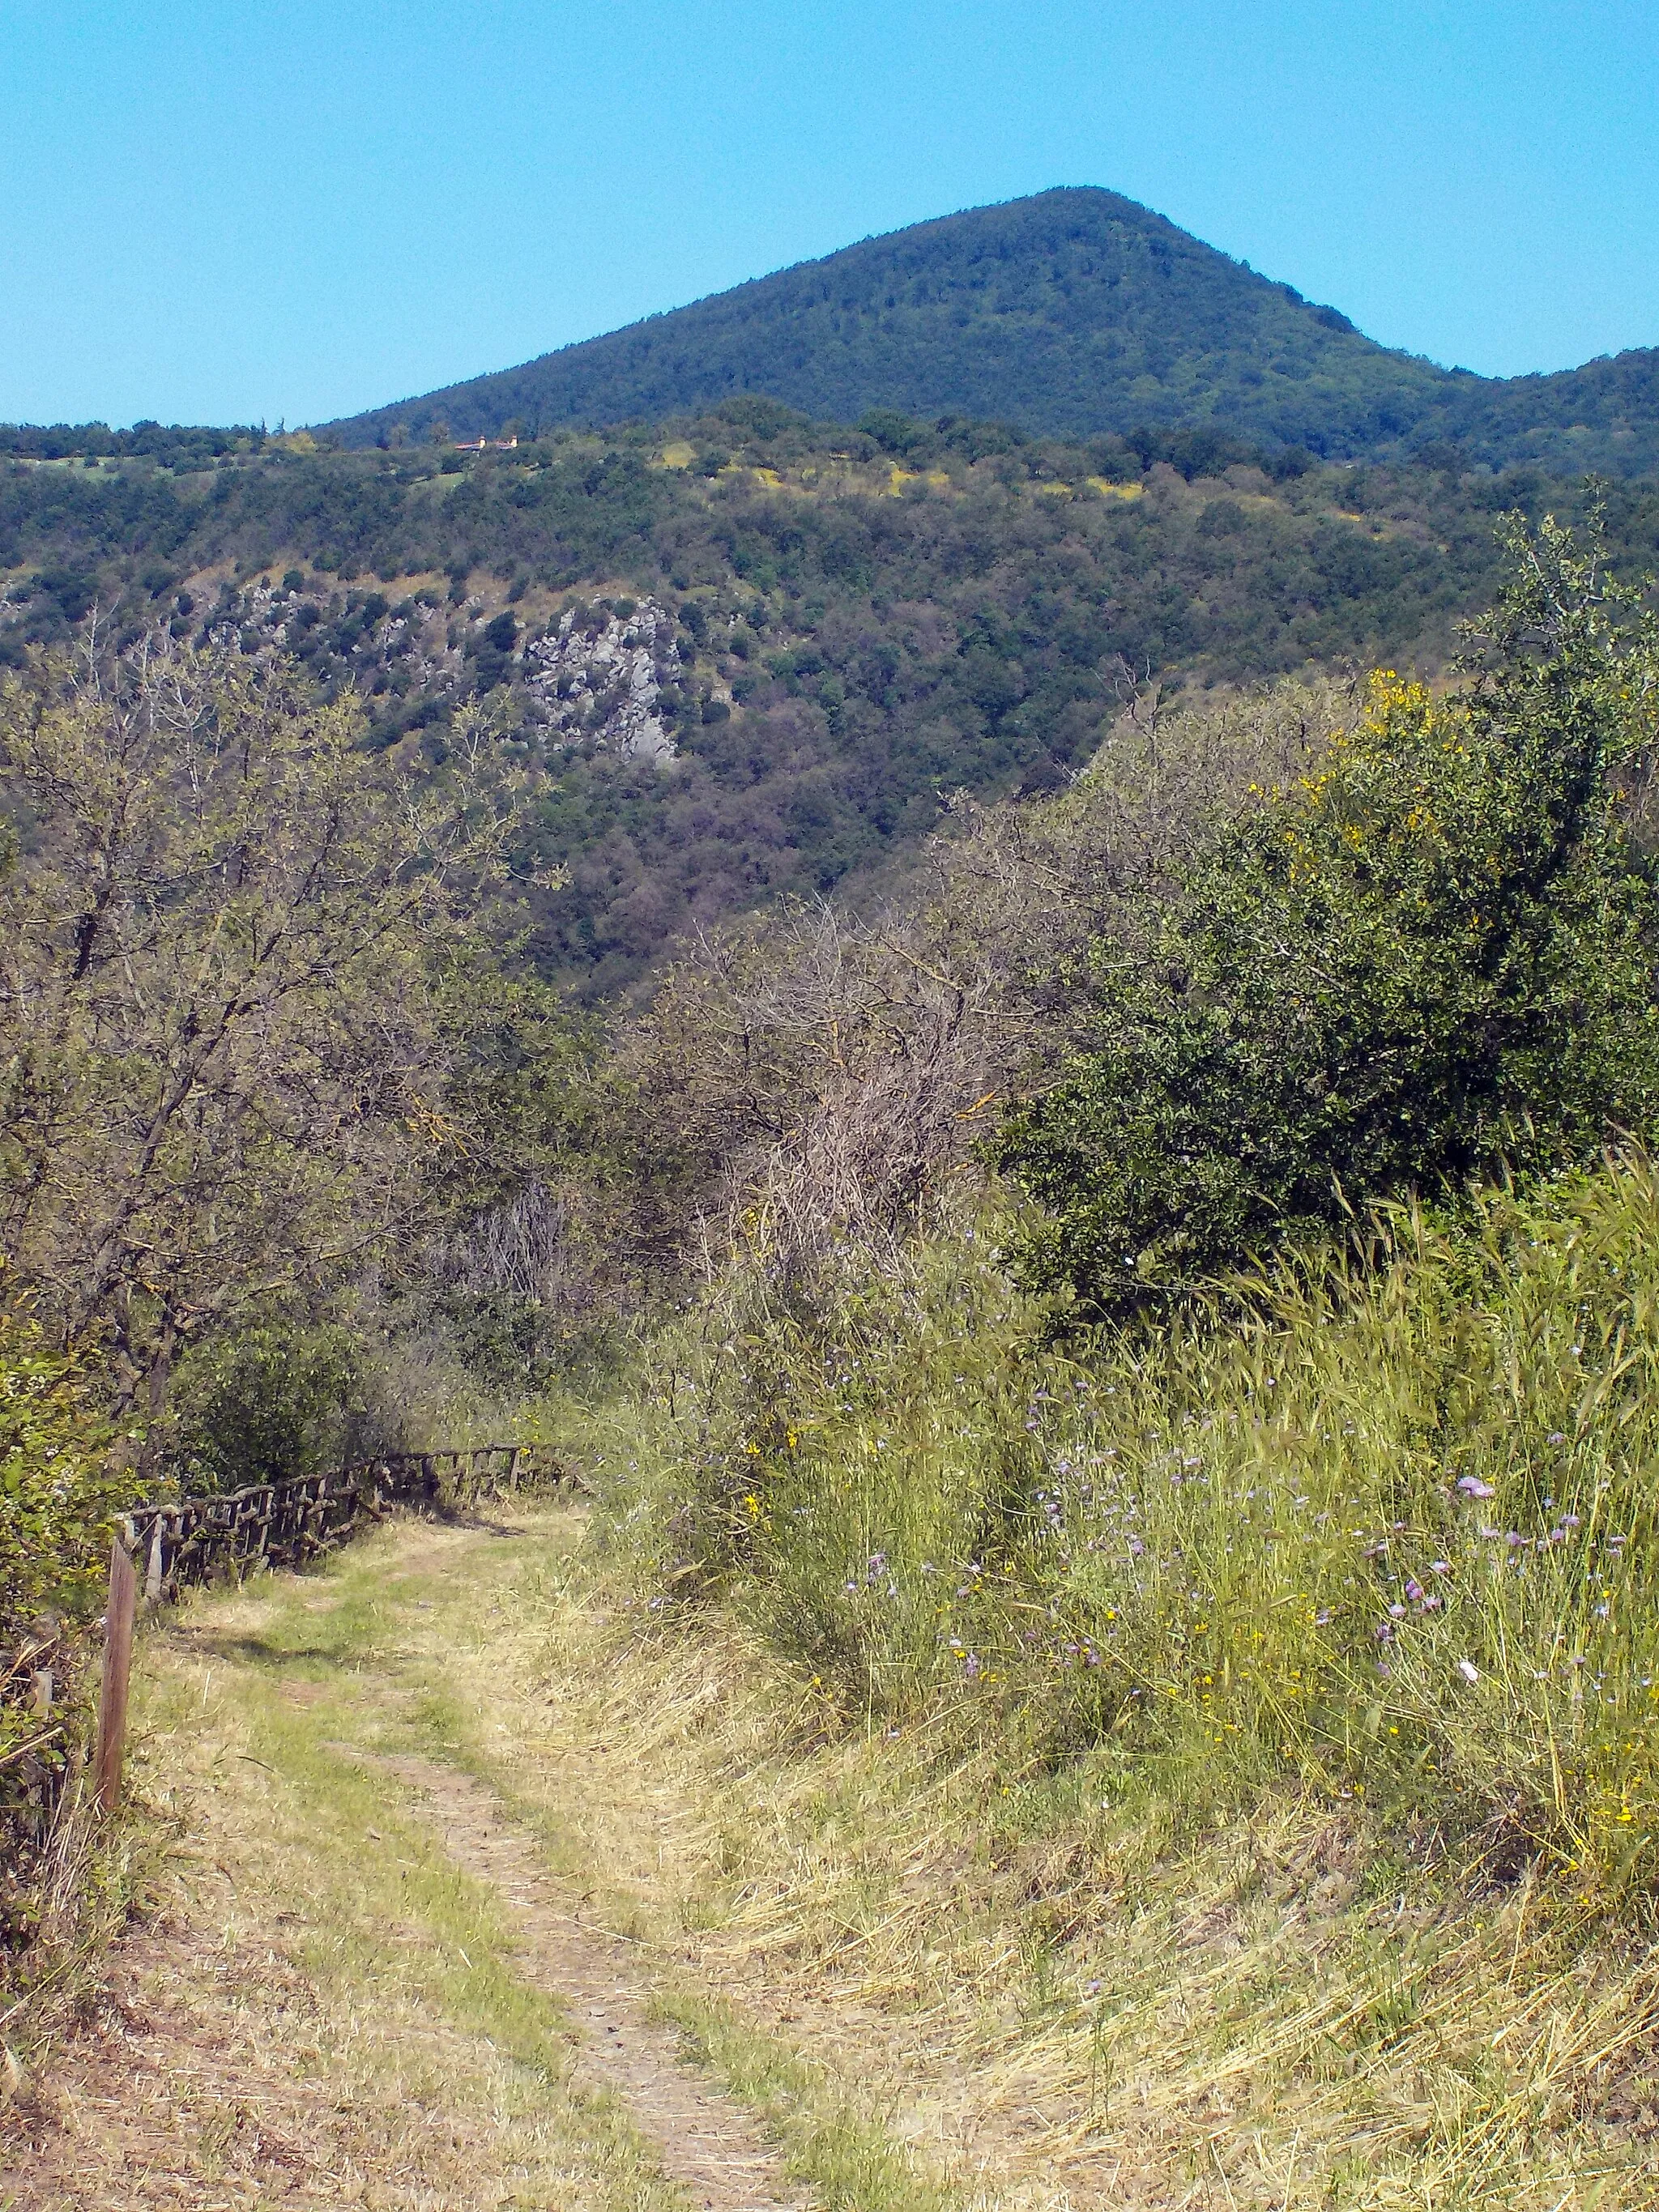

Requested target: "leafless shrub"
[
  {"left": 438, "top": 1177, "right": 599, "bottom": 1311},
  {"left": 620, "top": 674, "right": 1358, "bottom": 1286}
]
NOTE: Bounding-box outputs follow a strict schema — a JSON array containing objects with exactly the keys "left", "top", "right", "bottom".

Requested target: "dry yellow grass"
[
  {"left": 6, "top": 1876, "right": 604, "bottom": 2210},
  {"left": 394, "top": 1510, "right": 1659, "bottom": 2210},
  {"left": 9, "top": 1503, "right": 1657, "bottom": 2210},
  {"left": 1, "top": 1520, "right": 779, "bottom": 2211}
]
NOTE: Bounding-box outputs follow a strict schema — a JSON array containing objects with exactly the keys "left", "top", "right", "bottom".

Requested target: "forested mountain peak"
[{"left": 324, "top": 187, "right": 1659, "bottom": 475}]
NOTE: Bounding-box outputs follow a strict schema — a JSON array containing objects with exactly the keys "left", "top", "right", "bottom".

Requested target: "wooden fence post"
[
  {"left": 143, "top": 1516, "right": 166, "bottom": 1603},
  {"left": 96, "top": 1535, "right": 138, "bottom": 1814}
]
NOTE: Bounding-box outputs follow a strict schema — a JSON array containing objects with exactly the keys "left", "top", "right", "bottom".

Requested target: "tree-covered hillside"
[
  {"left": 323, "top": 190, "right": 1659, "bottom": 476},
  {"left": 4, "top": 407, "right": 1657, "bottom": 990}
]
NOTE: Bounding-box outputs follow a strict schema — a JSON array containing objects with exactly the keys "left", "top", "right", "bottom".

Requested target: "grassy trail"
[
  {"left": 3, "top": 1505, "right": 971, "bottom": 2212},
  {"left": 9, "top": 1498, "right": 1656, "bottom": 2210}
]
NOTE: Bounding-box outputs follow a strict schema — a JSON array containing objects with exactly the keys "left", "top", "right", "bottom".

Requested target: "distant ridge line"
[{"left": 322, "top": 187, "right": 1659, "bottom": 479}]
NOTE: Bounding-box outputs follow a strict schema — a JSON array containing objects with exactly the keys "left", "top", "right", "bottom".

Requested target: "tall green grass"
[{"left": 591, "top": 1153, "right": 1659, "bottom": 1906}]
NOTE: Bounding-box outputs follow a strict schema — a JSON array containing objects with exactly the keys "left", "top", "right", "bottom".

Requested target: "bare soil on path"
[
  {"left": 1, "top": 1507, "right": 834, "bottom": 2212},
  {"left": 371, "top": 1751, "right": 805, "bottom": 2212}
]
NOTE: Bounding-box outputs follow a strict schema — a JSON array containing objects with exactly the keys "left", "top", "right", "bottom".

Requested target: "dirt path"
[
  {"left": 371, "top": 1752, "right": 805, "bottom": 2212},
  {"left": 2, "top": 1508, "right": 826, "bottom": 2212},
  {"left": 9, "top": 1496, "right": 1649, "bottom": 2212}
]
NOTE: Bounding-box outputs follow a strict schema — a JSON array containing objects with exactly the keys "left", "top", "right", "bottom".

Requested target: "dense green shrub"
[
  {"left": 1, "top": 1311, "right": 121, "bottom": 1926},
  {"left": 996, "top": 516, "right": 1659, "bottom": 1315},
  {"left": 0, "top": 1313, "right": 119, "bottom": 1647},
  {"left": 166, "top": 1319, "right": 363, "bottom": 1493}
]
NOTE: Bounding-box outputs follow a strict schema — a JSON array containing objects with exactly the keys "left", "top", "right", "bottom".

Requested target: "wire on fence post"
[{"left": 96, "top": 1534, "right": 138, "bottom": 1815}]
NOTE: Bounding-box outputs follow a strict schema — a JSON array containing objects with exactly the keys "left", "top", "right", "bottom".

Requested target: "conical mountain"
[{"left": 325, "top": 187, "right": 1659, "bottom": 474}]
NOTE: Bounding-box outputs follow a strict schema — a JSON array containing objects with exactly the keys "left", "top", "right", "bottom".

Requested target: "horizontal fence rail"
[
  {"left": 5, "top": 1442, "right": 573, "bottom": 1860},
  {"left": 118, "top": 1443, "right": 571, "bottom": 1606}
]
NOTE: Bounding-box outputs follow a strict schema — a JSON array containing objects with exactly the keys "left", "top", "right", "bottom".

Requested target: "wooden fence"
[
  {"left": 81, "top": 1443, "right": 569, "bottom": 1813},
  {"left": 117, "top": 1442, "right": 566, "bottom": 1607}
]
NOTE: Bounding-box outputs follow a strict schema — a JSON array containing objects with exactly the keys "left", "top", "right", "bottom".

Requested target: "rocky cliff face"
[
  {"left": 523, "top": 599, "right": 676, "bottom": 763},
  {"left": 190, "top": 576, "right": 681, "bottom": 766}
]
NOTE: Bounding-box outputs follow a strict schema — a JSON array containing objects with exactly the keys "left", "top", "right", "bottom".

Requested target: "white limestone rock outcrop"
[{"left": 523, "top": 599, "right": 676, "bottom": 763}]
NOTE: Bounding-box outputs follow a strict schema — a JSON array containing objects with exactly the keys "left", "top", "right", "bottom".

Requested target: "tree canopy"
[
  {"left": 0, "top": 633, "right": 578, "bottom": 1440},
  {"left": 996, "top": 514, "right": 1659, "bottom": 1315}
]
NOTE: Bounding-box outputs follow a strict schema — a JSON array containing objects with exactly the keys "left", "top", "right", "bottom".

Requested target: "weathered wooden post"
[
  {"left": 95, "top": 1534, "right": 138, "bottom": 1814},
  {"left": 143, "top": 1515, "right": 166, "bottom": 1603}
]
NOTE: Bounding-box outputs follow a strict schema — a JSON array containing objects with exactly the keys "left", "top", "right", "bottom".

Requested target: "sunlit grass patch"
[
  {"left": 655, "top": 1986, "right": 955, "bottom": 2212},
  {"left": 124, "top": 1554, "right": 702, "bottom": 2212},
  {"left": 551, "top": 1153, "right": 1659, "bottom": 2202},
  {"left": 284, "top": 1503, "right": 1647, "bottom": 2206}
]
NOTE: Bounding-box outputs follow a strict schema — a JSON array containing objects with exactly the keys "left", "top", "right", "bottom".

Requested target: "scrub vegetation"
[
  {"left": 4, "top": 399, "right": 1658, "bottom": 990},
  {"left": 542, "top": 509, "right": 1659, "bottom": 2201},
  {"left": 5, "top": 397, "right": 1659, "bottom": 2203}
]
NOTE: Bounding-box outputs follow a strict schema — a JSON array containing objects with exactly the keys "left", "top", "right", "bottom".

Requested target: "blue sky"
[{"left": 2, "top": 0, "right": 1656, "bottom": 428}]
